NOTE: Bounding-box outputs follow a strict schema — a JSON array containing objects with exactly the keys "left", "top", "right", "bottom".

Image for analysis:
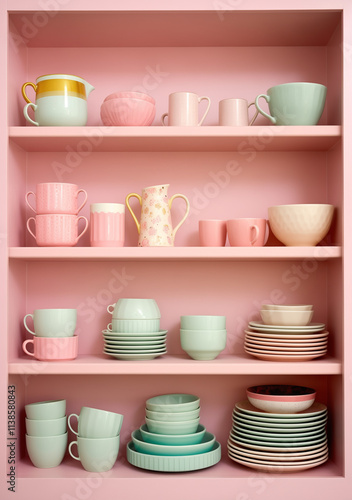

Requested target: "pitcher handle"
[
  {"left": 248, "top": 101, "right": 259, "bottom": 126},
  {"left": 168, "top": 194, "right": 190, "bottom": 238},
  {"left": 255, "top": 94, "right": 276, "bottom": 124},
  {"left": 198, "top": 96, "right": 211, "bottom": 126},
  {"left": 125, "top": 193, "right": 142, "bottom": 234}
]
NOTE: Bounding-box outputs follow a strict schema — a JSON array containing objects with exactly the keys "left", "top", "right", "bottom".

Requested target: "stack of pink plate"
[
  {"left": 244, "top": 321, "right": 328, "bottom": 361},
  {"left": 227, "top": 400, "right": 328, "bottom": 472}
]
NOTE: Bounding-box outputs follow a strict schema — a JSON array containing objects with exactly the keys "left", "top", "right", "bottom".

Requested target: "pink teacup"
[
  {"left": 227, "top": 218, "right": 268, "bottom": 247},
  {"left": 26, "top": 183, "right": 88, "bottom": 215},
  {"left": 22, "top": 336, "right": 78, "bottom": 361},
  {"left": 199, "top": 220, "right": 227, "bottom": 246},
  {"left": 27, "top": 214, "right": 88, "bottom": 247}
]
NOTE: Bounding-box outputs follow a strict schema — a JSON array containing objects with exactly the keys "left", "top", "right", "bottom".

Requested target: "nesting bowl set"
[
  {"left": 180, "top": 315, "right": 227, "bottom": 360},
  {"left": 228, "top": 385, "right": 328, "bottom": 472},
  {"left": 103, "top": 298, "right": 167, "bottom": 360},
  {"left": 127, "top": 394, "right": 221, "bottom": 472}
]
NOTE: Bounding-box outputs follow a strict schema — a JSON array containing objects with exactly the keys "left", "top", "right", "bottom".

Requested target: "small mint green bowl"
[
  {"left": 132, "top": 429, "right": 215, "bottom": 456},
  {"left": 140, "top": 424, "right": 206, "bottom": 445}
]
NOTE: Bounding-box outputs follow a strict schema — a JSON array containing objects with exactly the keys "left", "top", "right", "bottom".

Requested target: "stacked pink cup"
[{"left": 26, "top": 183, "right": 88, "bottom": 246}]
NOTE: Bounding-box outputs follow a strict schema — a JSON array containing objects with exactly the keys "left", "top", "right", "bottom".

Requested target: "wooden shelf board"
[
  {"left": 8, "top": 354, "right": 342, "bottom": 375},
  {"left": 9, "top": 126, "right": 341, "bottom": 152}
]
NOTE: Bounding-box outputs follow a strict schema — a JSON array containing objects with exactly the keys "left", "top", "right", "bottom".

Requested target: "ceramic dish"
[
  {"left": 246, "top": 384, "right": 316, "bottom": 414},
  {"left": 227, "top": 450, "right": 328, "bottom": 472},
  {"left": 228, "top": 441, "right": 328, "bottom": 460},
  {"left": 104, "top": 338, "right": 166, "bottom": 345},
  {"left": 102, "top": 329, "right": 167, "bottom": 338},
  {"left": 139, "top": 423, "right": 206, "bottom": 445},
  {"left": 244, "top": 349, "right": 327, "bottom": 362},
  {"left": 233, "top": 415, "right": 328, "bottom": 431},
  {"left": 245, "top": 330, "right": 329, "bottom": 340},
  {"left": 228, "top": 435, "right": 327, "bottom": 453},
  {"left": 230, "top": 432, "right": 327, "bottom": 450},
  {"left": 146, "top": 394, "right": 200, "bottom": 413},
  {"left": 131, "top": 429, "right": 215, "bottom": 456},
  {"left": 104, "top": 350, "right": 167, "bottom": 360},
  {"left": 261, "top": 304, "right": 313, "bottom": 311},
  {"left": 145, "top": 407, "right": 200, "bottom": 421},
  {"left": 233, "top": 420, "right": 326, "bottom": 436},
  {"left": 244, "top": 341, "right": 327, "bottom": 352},
  {"left": 235, "top": 400, "right": 327, "bottom": 418},
  {"left": 145, "top": 416, "right": 200, "bottom": 435},
  {"left": 260, "top": 309, "right": 314, "bottom": 326},
  {"left": 248, "top": 321, "right": 325, "bottom": 331},
  {"left": 244, "top": 337, "right": 328, "bottom": 348},
  {"left": 104, "top": 343, "right": 166, "bottom": 351},
  {"left": 232, "top": 428, "right": 326, "bottom": 443},
  {"left": 126, "top": 440, "right": 221, "bottom": 472}
]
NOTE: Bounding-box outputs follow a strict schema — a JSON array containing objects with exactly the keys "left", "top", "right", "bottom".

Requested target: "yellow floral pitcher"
[{"left": 126, "top": 184, "right": 190, "bottom": 246}]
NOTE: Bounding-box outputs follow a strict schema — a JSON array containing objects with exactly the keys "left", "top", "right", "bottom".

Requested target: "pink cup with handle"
[
  {"left": 26, "top": 183, "right": 88, "bottom": 215},
  {"left": 22, "top": 336, "right": 78, "bottom": 361},
  {"left": 162, "top": 92, "right": 211, "bottom": 126},
  {"left": 90, "top": 203, "right": 125, "bottom": 247},
  {"left": 27, "top": 214, "right": 88, "bottom": 247},
  {"left": 227, "top": 218, "right": 269, "bottom": 247}
]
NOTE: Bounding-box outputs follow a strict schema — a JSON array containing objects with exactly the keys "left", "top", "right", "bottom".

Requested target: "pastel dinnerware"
[
  {"left": 107, "top": 318, "right": 160, "bottom": 333},
  {"left": 25, "top": 400, "right": 66, "bottom": 420},
  {"left": 24, "top": 308, "right": 77, "bottom": 337},
  {"left": 180, "top": 315, "right": 226, "bottom": 330},
  {"left": 146, "top": 394, "right": 200, "bottom": 413},
  {"left": 22, "top": 335, "right": 78, "bottom": 361},
  {"left": 131, "top": 429, "right": 215, "bottom": 456},
  {"left": 199, "top": 220, "right": 227, "bottom": 247},
  {"left": 27, "top": 214, "right": 88, "bottom": 247},
  {"left": 126, "top": 184, "right": 190, "bottom": 247},
  {"left": 255, "top": 82, "right": 327, "bottom": 126},
  {"left": 180, "top": 329, "right": 227, "bottom": 360},
  {"left": 26, "top": 183, "right": 88, "bottom": 215},
  {"left": 139, "top": 423, "right": 206, "bottom": 445},
  {"left": 100, "top": 97, "right": 156, "bottom": 126},
  {"left": 68, "top": 406, "right": 123, "bottom": 438},
  {"left": 107, "top": 298, "right": 161, "bottom": 319},
  {"left": 25, "top": 416, "right": 67, "bottom": 437},
  {"left": 268, "top": 204, "right": 334, "bottom": 246},
  {"left": 219, "top": 98, "right": 259, "bottom": 126},
  {"left": 26, "top": 432, "right": 68, "bottom": 468},
  {"left": 145, "top": 407, "right": 200, "bottom": 422},
  {"left": 227, "top": 218, "right": 268, "bottom": 247},
  {"left": 261, "top": 304, "right": 313, "bottom": 311},
  {"left": 145, "top": 416, "right": 200, "bottom": 435},
  {"left": 246, "top": 385, "right": 316, "bottom": 414},
  {"left": 90, "top": 203, "right": 125, "bottom": 247},
  {"left": 162, "top": 92, "right": 211, "bottom": 126},
  {"left": 22, "top": 74, "right": 95, "bottom": 126},
  {"left": 260, "top": 309, "right": 314, "bottom": 327},
  {"left": 69, "top": 435, "right": 120, "bottom": 472}
]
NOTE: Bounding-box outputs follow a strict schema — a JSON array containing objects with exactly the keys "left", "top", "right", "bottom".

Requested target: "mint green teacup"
[
  {"left": 255, "top": 82, "right": 327, "bottom": 126},
  {"left": 69, "top": 435, "right": 120, "bottom": 472},
  {"left": 26, "top": 432, "right": 67, "bottom": 468}
]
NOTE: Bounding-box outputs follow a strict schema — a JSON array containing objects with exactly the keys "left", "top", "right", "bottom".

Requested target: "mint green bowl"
[
  {"left": 140, "top": 424, "right": 206, "bottom": 445},
  {"left": 132, "top": 429, "right": 215, "bottom": 456},
  {"left": 146, "top": 394, "right": 200, "bottom": 413}
]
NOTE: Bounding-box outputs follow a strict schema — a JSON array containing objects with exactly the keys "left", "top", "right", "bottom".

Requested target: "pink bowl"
[
  {"left": 103, "top": 91, "right": 155, "bottom": 105},
  {"left": 100, "top": 98, "right": 156, "bottom": 126}
]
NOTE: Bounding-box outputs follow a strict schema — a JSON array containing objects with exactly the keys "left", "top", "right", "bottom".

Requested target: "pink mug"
[
  {"left": 22, "top": 336, "right": 78, "bottom": 361},
  {"left": 199, "top": 220, "right": 227, "bottom": 246},
  {"left": 162, "top": 92, "right": 211, "bottom": 126},
  {"left": 219, "top": 98, "right": 259, "bottom": 126},
  {"left": 27, "top": 214, "right": 88, "bottom": 247},
  {"left": 26, "top": 183, "right": 88, "bottom": 215},
  {"left": 227, "top": 218, "right": 269, "bottom": 247},
  {"left": 90, "top": 203, "right": 125, "bottom": 247}
]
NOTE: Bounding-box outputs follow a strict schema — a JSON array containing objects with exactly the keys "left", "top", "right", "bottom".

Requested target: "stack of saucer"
[
  {"left": 127, "top": 394, "right": 221, "bottom": 472},
  {"left": 103, "top": 298, "right": 167, "bottom": 360},
  {"left": 244, "top": 304, "right": 328, "bottom": 361},
  {"left": 228, "top": 385, "right": 328, "bottom": 472}
]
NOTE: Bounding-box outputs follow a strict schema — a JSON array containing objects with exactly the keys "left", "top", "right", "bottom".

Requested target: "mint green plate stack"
[{"left": 127, "top": 393, "right": 221, "bottom": 472}]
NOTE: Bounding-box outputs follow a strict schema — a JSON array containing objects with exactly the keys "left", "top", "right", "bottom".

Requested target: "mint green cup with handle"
[
  {"left": 255, "top": 82, "right": 327, "bottom": 126},
  {"left": 69, "top": 435, "right": 120, "bottom": 472}
]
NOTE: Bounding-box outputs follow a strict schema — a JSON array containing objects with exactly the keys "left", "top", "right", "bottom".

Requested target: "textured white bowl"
[
  {"left": 146, "top": 394, "right": 200, "bottom": 413},
  {"left": 260, "top": 309, "right": 314, "bottom": 326},
  {"left": 268, "top": 204, "right": 334, "bottom": 246},
  {"left": 261, "top": 304, "right": 313, "bottom": 311},
  {"left": 145, "top": 407, "right": 200, "bottom": 422},
  {"left": 247, "top": 385, "right": 316, "bottom": 414},
  {"left": 180, "top": 329, "right": 227, "bottom": 360},
  {"left": 145, "top": 416, "right": 200, "bottom": 435}
]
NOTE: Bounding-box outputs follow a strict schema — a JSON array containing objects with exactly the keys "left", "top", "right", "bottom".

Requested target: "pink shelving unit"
[{"left": 2, "top": 1, "right": 352, "bottom": 499}]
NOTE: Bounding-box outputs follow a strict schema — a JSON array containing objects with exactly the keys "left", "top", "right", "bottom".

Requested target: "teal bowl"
[
  {"left": 132, "top": 429, "right": 215, "bottom": 456},
  {"left": 140, "top": 424, "right": 206, "bottom": 445}
]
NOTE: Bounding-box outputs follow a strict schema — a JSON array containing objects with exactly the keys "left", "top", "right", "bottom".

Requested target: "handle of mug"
[
  {"left": 125, "top": 193, "right": 142, "bottom": 234},
  {"left": 75, "top": 216, "right": 89, "bottom": 243},
  {"left": 161, "top": 113, "right": 168, "bottom": 126},
  {"left": 23, "top": 102, "right": 39, "bottom": 126},
  {"left": 107, "top": 323, "right": 113, "bottom": 332},
  {"left": 76, "top": 189, "right": 88, "bottom": 213},
  {"left": 68, "top": 441, "right": 80, "bottom": 461},
  {"left": 26, "top": 217, "right": 37, "bottom": 240},
  {"left": 198, "top": 96, "right": 211, "bottom": 126},
  {"left": 255, "top": 94, "right": 276, "bottom": 124},
  {"left": 23, "top": 314, "right": 36, "bottom": 335},
  {"left": 248, "top": 101, "right": 259, "bottom": 126},
  {"left": 107, "top": 303, "right": 116, "bottom": 314},
  {"left": 22, "top": 82, "right": 37, "bottom": 104},
  {"left": 168, "top": 194, "right": 190, "bottom": 239},
  {"left": 264, "top": 219, "right": 270, "bottom": 245},
  {"left": 25, "top": 192, "right": 37, "bottom": 213},
  {"left": 22, "top": 339, "right": 35, "bottom": 357},
  {"left": 250, "top": 225, "right": 259, "bottom": 246},
  {"left": 67, "top": 414, "right": 79, "bottom": 436}
]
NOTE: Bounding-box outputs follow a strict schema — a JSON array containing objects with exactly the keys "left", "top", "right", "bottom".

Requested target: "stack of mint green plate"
[{"left": 127, "top": 393, "right": 221, "bottom": 471}]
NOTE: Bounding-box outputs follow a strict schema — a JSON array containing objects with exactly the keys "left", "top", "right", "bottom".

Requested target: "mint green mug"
[{"left": 255, "top": 82, "right": 327, "bottom": 126}]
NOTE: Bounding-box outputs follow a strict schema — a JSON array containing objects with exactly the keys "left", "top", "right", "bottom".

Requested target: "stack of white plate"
[
  {"left": 102, "top": 329, "right": 167, "bottom": 360},
  {"left": 228, "top": 400, "right": 328, "bottom": 472},
  {"left": 244, "top": 321, "right": 328, "bottom": 361}
]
